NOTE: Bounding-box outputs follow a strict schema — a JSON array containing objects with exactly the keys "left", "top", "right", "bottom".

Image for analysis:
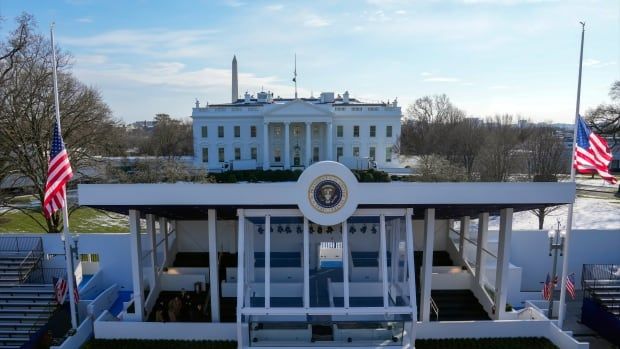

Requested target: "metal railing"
[
  {"left": 582, "top": 264, "right": 620, "bottom": 318},
  {"left": 430, "top": 297, "right": 439, "bottom": 321},
  {"left": 0, "top": 236, "right": 43, "bottom": 253},
  {"left": 25, "top": 267, "right": 67, "bottom": 285}
]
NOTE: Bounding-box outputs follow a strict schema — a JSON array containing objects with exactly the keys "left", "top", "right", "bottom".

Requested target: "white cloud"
[
  {"left": 74, "top": 54, "right": 107, "bottom": 65},
  {"left": 266, "top": 4, "right": 283, "bottom": 11},
  {"left": 583, "top": 58, "right": 616, "bottom": 68},
  {"left": 304, "top": 15, "right": 330, "bottom": 27},
  {"left": 489, "top": 84, "right": 511, "bottom": 90},
  {"left": 460, "top": 0, "right": 560, "bottom": 5},
  {"left": 76, "top": 17, "right": 93, "bottom": 23},
  {"left": 420, "top": 72, "right": 433, "bottom": 77},
  {"left": 423, "top": 76, "right": 461, "bottom": 82},
  {"left": 395, "top": 10, "right": 407, "bottom": 15}
]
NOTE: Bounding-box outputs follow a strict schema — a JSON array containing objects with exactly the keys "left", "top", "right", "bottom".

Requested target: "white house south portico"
[
  {"left": 78, "top": 162, "right": 576, "bottom": 348},
  {"left": 261, "top": 100, "right": 335, "bottom": 170}
]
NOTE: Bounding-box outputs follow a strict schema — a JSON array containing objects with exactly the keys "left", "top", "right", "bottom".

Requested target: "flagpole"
[
  {"left": 557, "top": 21, "right": 585, "bottom": 328},
  {"left": 50, "top": 23, "right": 78, "bottom": 331}
]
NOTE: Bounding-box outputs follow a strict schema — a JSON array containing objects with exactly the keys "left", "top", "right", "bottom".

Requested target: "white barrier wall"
[
  {"left": 94, "top": 320, "right": 236, "bottom": 341},
  {"left": 87, "top": 284, "right": 120, "bottom": 320},
  {"left": 506, "top": 229, "right": 620, "bottom": 291},
  {"left": 12, "top": 233, "right": 133, "bottom": 291},
  {"left": 51, "top": 317, "right": 93, "bottom": 349}
]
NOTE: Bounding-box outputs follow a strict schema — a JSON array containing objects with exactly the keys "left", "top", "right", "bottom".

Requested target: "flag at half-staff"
[
  {"left": 573, "top": 115, "right": 617, "bottom": 185},
  {"left": 566, "top": 273, "right": 577, "bottom": 300},
  {"left": 42, "top": 119, "right": 74, "bottom": 218}
]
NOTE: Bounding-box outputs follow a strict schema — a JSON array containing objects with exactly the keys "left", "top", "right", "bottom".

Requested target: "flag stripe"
[
  {"left": 43, "top": 121, "right": 73, "bottom": 218},
  {"left": 573, "top": 116, "right": 617, "bottom": 185}
]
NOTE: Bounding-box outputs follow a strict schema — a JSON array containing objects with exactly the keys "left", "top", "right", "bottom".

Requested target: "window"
[
  {"left": 218, "top": 126, "right": 224, "bottom": 138},
  {"left": 201, "top": 126, "right": 208, "bottom": 138},
  {"left": 335, "top": 107, "right": 345, "bottom": 111},
  {"left": 274, "top": 148, "right": 281, "bottom": 162},
  {"left": 90, "top": 254, "right": 100, "bottom": 263},
  {"left": 80, "top": 253, "right": 99, "bottom": 262},
  {"left": 337, "top": 147, "right": 343, "bottom": 160},
  {"left": 386, "top": 125, "right": 393, "bottom": 138},
  {"left": 352, "top": 107, "right": 362, "bottom": 111},
  {"left": 370, "top": 125, "right": 376, "bottom": 137},
  {"left": 353, "top": 146, "right": 360, "bottom": 157},
  {"left": 294, "top": 126, "right": 301, "bottom": 136},
  {"left": 80, "top": 254, "right": 89, "bottom": 262},
  {"left": 353, "top": 125, "right": 359, "bottom": 137},
  {"left": 337, "top": 125, "right": 343, "bottom": 138},
  {"left": 250, "top": 125, "right": 257, "bottom": 138},
  {"left": 234, "top": 125, "right": 240, "bottom": 138},
  {"left": 218, "top": 147, "right": 225, "bottom": 162},
  {"left": 234, "top": 147, "right": 241, "bottom": 160},
  {"left": 313, "top": 147, "right": 319, "bottom": 162},
  {"left": 369, "top": 147, "right": 376, "bottom": 160},
  {"left": 202, "top": 148, "right": 209, "bottom": 163},
  {"left": 368, "top": 107, "right": 379, "bottom": 111},
  {"left": 251, "top": 147, "right": 257, "bottom": 160},
  {"left": 385, "top": 146, "right": 392, "bottom": 162}
]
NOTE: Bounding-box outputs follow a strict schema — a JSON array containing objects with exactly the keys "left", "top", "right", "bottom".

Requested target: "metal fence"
[
  {"left": 582, "top": 264, "right": 620, "bottom": 319},
  {"left": 25, "top": 267, "right": 67, "bottom": 285},
  {"left": 0, "top": 236, "right": 43, "bottom": 253}
]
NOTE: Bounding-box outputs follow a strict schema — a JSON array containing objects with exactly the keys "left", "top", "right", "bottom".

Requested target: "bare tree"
[
  {"left": 524, "top": 126, "right": 567, "bottom": 180},
  {"left": 0, "top": 15, "right": 119, "bottom": 233},
  {"left": 587, "top": 80, "right": 620, "bottom": 146},
  {"left": 146, "top": 114, "right": 193, "bottom": 158},
  {"left": 475, "top": 115, "right": 521, "bottom": 182}
]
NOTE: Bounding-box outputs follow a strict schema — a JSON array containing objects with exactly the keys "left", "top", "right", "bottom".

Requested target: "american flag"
[
  {"left": 53, "top": 277, "right": 67, "bottom": 304},
  {"left": 72, "top": 276, "right": 80, "bottom": 303},
  {"left": 566, "top": 273, "right": 577, "bottom": 300},
  {"left": 42, "top": 120, "right": 73, "bottom": 218},
  {"left": 542, "top": 273, "right": 552, "bottom": 301},
  {"left": 574, "top": 116, "right": 617, "bottom": 185}
]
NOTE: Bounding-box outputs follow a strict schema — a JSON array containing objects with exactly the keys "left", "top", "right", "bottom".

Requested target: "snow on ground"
[{"left": 485, "top": 196, "right": 620, "bottom": 231}]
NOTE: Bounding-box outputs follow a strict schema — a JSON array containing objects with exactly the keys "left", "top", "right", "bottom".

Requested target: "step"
[
  {"left": 0, "top": 314, "right": 44, "bottom": 320},
  {"left": 0, "top": 288, "right": 54, "bottom": 294},
  {"left": 0, "top": 303, "right": 54, "bottom": 309}
]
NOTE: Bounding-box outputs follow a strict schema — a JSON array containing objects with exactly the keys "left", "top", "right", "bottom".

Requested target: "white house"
[{"left": 192, "top": 56, "right": 402, "bottom": 171}]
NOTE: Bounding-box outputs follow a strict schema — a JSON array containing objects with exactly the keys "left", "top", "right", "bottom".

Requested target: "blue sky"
[{"left": 0, "top": 0, "right": 618, "bottom": 123}]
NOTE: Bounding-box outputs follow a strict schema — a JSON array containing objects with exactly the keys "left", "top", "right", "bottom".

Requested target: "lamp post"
[
  {"left": 547, "top": 220, "right": 566, "bottom": 319},
  {"left": 60, "top": 233, "right": 80, "bottom": 331}
]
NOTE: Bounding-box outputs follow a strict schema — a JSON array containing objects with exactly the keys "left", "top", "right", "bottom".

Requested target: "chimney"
[
  {"left": 343, "top": 91, "right": 350, "bottom": 103},
  {"left": 232, "top": 55, "right": 238, "bottom": 103}
]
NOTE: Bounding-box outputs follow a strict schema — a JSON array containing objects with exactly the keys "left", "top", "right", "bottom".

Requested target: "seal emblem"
[{"left": 308, "top": 174, "right": 348, "bottom": 214}]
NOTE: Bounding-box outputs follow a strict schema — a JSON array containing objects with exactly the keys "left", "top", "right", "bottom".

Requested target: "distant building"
[
  {"left": 191, "top": 57, "right": 402, "bottom": 171},
  {"left": 127, "top": 120, "right": 157, "bottom": 131}
]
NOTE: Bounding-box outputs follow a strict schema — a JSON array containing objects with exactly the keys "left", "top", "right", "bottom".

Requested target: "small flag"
[
  {"left": 72, "top": 275, "right": 80, "bottom": 303},
  {"left": 42, "top": 120, "right": 74, "bottom": 218},
  {"left": 542, "top": 273, "right": 551, "bottom": 301},
  {"left": 566, "top": 273, "right": 577, "bottom": 300},
  {"left": 54, "top": 277, "right": 68, "bottom": 305},
  {"left": 573, "top": 116, "right": 617, "bottom": 184}
]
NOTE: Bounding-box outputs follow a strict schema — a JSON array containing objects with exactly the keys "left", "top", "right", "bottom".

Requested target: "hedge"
[
  {"left": 416, "top": 337, "right": 558, "bottom": 349},
  {"left": 83, "top": 337, "right": 556, "bottom": 348},
  {"left": 83, "top": 339, "right": 236, "bottom": 349},
  {"left": 208, "top": 168, "right": 391, "bottom": 183}
]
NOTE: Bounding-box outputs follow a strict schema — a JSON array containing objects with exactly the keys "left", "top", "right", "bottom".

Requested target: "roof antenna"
[{"left": 293, "top": 53, "right": 298, "bottom": 99}]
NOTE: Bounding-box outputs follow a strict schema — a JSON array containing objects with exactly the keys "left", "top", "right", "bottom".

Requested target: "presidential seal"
[{"left": 308, "top": 175, "right": 348, "bottom": 214}]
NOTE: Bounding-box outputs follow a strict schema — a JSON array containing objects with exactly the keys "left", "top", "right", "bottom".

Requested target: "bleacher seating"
[{"left": 0, "top": 284, "right": 56, "bottom": 348}]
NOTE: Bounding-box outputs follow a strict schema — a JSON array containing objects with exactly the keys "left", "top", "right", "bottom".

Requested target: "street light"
[{"left": 547, "top": 219, "right": 566, "bottom": 319}]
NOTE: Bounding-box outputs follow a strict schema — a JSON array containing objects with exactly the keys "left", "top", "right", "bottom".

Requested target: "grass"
[
  {"left": 82, "top": 338, "right": 558, "bottom": 349},
  {"left": 0, "top": 207, "right": 128, "bottom": 233}
]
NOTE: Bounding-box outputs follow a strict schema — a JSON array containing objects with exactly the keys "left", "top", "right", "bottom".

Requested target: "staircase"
[
  {"left": 0, "top": 237, "right": 59, "bottom": 349},
  {"left": 430, "top": 290, "right": 490, "bottom": 321},
  {"left": 0, "top": 284, "right": 56, "bottom": 349},
  {"left": 582, "top": 264, "right": 620, "bottom": 317}
]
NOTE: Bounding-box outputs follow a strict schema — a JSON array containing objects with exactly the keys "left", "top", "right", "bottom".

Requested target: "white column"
[
  {"left": 284, "top": 122, "right": 291, "bottom": 169},
  {"left": 342, "top": 220, "right": 350, "bottom": 308},
  {"left": 459, "top": 216, "right": 470, "bottom": 263},
  {"left": 264, "top": 215, "right": 271, "bottom": 308},
  {"left": 420, "top": 208, "right": 435, "bottom": 322},
  {"left": 159, "top": 217, "right": 169, "bottom": 267},
  {"left": 380, "top": 214, "right": 389, "bottom": 308},
  {"left": 303, "top": 218, "right": 310, "bottom": 309},
  {"left": 390, "top": 222, "right": 398, "bottom": 282},
  {"left": 305, "top": 122, "right": 312, "bottom": 167},
  {"left": 475, "top": 212, "right": 489, "bottom": 286},
  {"left": 146, "top": 214, "right": 158, "bottom": 291},
  {"left": 208, "top": 209, "right": 220, "bottom": 322},
  {"left": 326, "top": 122, "right": 333, "bottom": 161},
  {"left": 405, "top": 208, "right": 417, "bottom": 345},
  {"left": 129, "top": 210, "right": 145, "bottom": 321},
  {"left": 236, "top": 209, "right": 245, "bottom": 348},
  {"left": 262, "top": 122, "right": 269, "bottom": 170},
  {"left": 494, "top": 208, "right": 513, "bottom": 320}
]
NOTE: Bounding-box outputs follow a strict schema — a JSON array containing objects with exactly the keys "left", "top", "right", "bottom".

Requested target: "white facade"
[{"left": 192, "top": 58, "right": 402, "bottom": 171}]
